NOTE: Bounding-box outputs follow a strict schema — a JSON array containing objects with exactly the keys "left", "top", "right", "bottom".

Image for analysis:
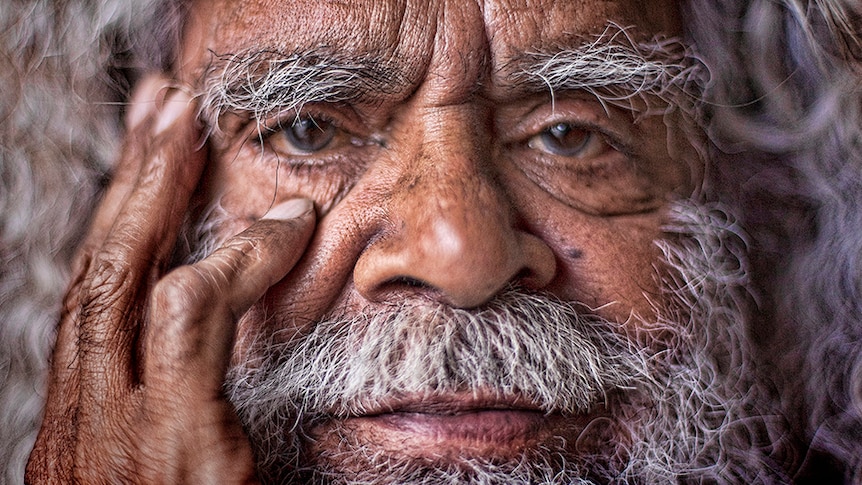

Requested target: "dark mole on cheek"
[{"left": 566, "top": 248, "right": 584, "bottom": 259}]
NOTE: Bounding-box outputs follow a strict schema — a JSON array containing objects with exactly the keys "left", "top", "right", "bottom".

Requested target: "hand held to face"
[{"left": 25, "top": 75, "right": 316, "bottom": 484}]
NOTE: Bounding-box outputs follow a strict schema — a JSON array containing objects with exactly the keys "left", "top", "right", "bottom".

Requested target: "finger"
[
  {"left": 79, "top": 85, "right": 206, "bottom": 398},
  {"left": 54, "top": 75, "right": 169, "bottom": 377},
  {"left": 144, "top": 198, "right": 316, "bottom": 393},
  {"left": 72, "top": 74, "right": 173, "bottom": 274},
  {"left": 201, "top": 198, "right": 317, "bottom": 316},
  {"left": 26, "top": 292, "right": 84, "bottom": 481},
  {"left": 95, "top": 85, "right": 206, "bottom": 274},
  {"left": 51, "top": 75, "right": 171, "bottom": 404}
]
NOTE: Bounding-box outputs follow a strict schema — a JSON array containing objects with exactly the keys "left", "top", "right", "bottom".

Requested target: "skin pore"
[{"left": 173, "top": 0, "right": 702, "bottom": 480}]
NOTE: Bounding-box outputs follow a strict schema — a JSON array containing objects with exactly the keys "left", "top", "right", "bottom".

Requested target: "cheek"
[
  {"left": 548, "top": 214, "right": 665, "bottom": 322},
  {"left": 201, "top": 157, "right": 278, "bottom": 233},
  {"left": 502, "top": 168, "right": 666, "bottom": 324},
  {"left": 202, "top": 140, "right": 358, "bottom": 238}
]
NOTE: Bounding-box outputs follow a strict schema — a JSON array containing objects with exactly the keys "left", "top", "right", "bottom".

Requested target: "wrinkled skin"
[
  {"left": 26, "top": 78, "right": 316, "bottom": 483},
  {"left": 27, "top": 0, "right": 698, "bottom": 482}
]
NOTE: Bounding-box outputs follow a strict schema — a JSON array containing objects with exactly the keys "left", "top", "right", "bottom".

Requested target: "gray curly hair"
[
  {"left": 0, "top": 1, "right": 183, "bottom": 482},
  {"left": 687, "top": 0, "right": 862, "bottom": 481},
  {"left": 1, "top": 0, "right": 861, "bottom": 483}
]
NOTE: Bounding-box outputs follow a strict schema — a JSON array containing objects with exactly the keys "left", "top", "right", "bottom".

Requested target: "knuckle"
[
  {"left": 148, "top": 267, "right": 229, "bottom": 365},
  {"left": 79, "top": 255, "right": 134, "bottom": 314},
  {"left": 215, "top": 235, "right": 263, "bottom": 269},
  {"left": 190, "top": 232, "right": 268, "bottom": 287},
  {"left": 148, "top": 272, "right": 207, "bottom": 354},
  {"left": 137, "top": 149, "right": 172, "bottom": 190},
  {"left": 151, "top": 266, "right": 214, "bottom": 322}
]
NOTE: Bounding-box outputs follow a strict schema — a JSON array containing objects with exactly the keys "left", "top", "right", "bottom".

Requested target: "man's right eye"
[
  {"left": 273, "top": 115, "right": 338, "bottom": 154},
  {"left": 246, "top": 108, "right": 380, "bottom": 179}
]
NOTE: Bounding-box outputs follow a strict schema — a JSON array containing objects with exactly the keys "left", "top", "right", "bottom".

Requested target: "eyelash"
[
  {"left": 522, "top": 120, "right": 631, "bottom": 159},
  {"left": 254, "top": 112, "right": 345, "bottom": 159}
]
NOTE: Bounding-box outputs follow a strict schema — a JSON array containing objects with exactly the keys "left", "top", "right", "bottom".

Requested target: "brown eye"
[
  {"left": 282, "top": 116, "right": 337, "bottom": 153},
  {"left": 529, "top": 123, "right": 604, "bottom": 158}
]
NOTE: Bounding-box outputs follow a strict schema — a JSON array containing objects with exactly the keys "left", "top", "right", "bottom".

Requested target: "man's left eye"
[{"left": 528, "top": 123, "right": 608, "bottom": 158}]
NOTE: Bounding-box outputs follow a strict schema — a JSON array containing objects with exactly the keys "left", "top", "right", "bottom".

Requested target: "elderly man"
[{"left": 2, "top": 0, "right": 860, "bottom": 483}]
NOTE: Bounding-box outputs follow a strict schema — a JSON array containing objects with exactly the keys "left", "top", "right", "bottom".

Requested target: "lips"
[
  {"left": 308, "top": 391, "right": 572, "bottom": 458},
  {"left": 302, "top": 391, "right": 623, "bottom": 477},
  {"left": 370, "top": 409, "right": 548, "bottom": 443}
]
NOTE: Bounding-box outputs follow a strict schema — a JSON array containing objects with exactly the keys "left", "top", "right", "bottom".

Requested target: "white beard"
[{"left": 222, "top": 200, "right": 793, "bottom": 484}]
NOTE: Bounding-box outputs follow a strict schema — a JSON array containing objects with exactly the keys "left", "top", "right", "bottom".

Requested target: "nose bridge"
[
  {"left": 405, "top": 107, "right": 496, "bottom": 218},
  {"left": 403, "top": 107, "right": 514, "bottom": 270},
  {"left": 353, "top": 105, "right": 556, "bottom": 308}
]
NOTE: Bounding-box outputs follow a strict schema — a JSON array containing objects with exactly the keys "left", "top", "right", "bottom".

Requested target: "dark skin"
[
  {"left": 27, "top": 0, "right": 695, "bottom": 481},
  {"left": 26, "top": 78, "right": 314, "bottom": 483}
]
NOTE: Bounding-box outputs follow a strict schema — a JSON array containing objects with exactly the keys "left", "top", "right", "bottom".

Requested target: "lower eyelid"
[{"left": 512, "top": 144, "right": 663, "bottom": 211}]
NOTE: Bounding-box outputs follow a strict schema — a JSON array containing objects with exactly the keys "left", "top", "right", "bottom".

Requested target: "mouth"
[
  {"left": 365, "top": 408, "right": 548, "bottom": 446},
  {"left": 310, "top": 392, "right": 594, "bottom": 460}
]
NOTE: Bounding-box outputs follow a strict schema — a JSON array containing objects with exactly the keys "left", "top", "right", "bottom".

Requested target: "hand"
[{"left": 25, "top": 75, "right": 316, "bottom": 484}]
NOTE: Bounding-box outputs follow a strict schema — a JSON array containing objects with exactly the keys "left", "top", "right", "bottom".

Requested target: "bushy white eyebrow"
[
  {"left": 513, "top": 25, "right": 706, "bottom": 118},
  {"left": 198, "top": 48, "right": 407, "bottom": 133}
]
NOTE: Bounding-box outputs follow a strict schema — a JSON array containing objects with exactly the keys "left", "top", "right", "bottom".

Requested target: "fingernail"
[
  {"left": 154, "top": 89, "right": 192, "bottom": 135},
  {"left": 126, "top": 76, "right": 165, "bottom": 131},
  {"left": 126, "top": 99, "right": 150, "bottom": 132},
  {"left": 262, "top": 199, "right": 314, "bottom": 220}
]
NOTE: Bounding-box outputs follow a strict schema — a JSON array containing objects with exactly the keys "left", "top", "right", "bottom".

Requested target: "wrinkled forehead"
[{"left": 182, "top": 0, "right": 681, "bottom": 92}]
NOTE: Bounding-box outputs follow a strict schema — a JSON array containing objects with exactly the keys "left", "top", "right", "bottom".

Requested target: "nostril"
[
  {"left": 373, "top": 276, "right": 434, "bottom": 296},
  {"left": 512, "top": 267, "right": 533, "bottom": 283},
  {"left": 389, "top": 276, "right": 429, "bottom": 289},
  {"left": 512, "top": 266, "right": 548, "bottom": 291}
]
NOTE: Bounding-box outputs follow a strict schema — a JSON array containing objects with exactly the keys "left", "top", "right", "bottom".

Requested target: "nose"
[{"left": 353, "top": 107, "right": 556, "bottom": 309}]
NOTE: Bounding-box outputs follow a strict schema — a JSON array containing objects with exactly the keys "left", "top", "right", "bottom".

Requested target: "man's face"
[
  {"left": 173, "top": 0, "right": 773, "bottom": 482},
  {"left": 183, "top": 0, "right": 690, "bottom": 323}
]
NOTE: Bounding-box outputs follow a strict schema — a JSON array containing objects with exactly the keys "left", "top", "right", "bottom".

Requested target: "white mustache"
[{"left": 227, "top": 288, "right": 656, "bottom": 424}]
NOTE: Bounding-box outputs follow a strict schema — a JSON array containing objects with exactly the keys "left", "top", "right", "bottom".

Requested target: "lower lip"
[{"left": 355, "top": 409, "right": 547, "bottom": 444}]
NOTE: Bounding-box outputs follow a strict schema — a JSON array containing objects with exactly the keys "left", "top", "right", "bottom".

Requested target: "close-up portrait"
[{"left": 1, "top": 0, "right": 861, "bottom": 483}]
